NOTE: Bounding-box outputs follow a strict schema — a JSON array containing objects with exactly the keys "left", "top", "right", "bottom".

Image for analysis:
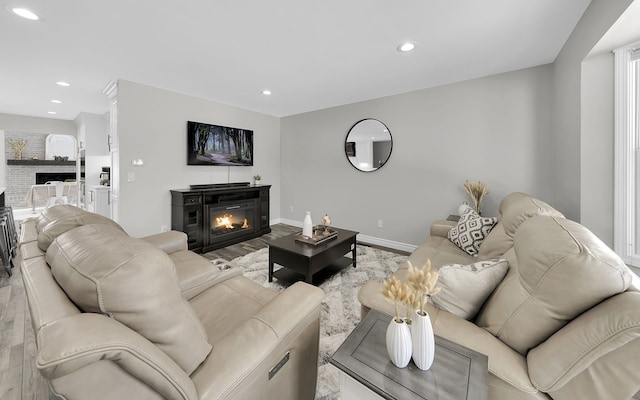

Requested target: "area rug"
[{"left": 230, "top": 245, "right": 407, "bottom": 400}]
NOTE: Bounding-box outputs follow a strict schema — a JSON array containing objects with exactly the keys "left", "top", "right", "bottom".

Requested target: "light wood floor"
[{"left": 0, "top": 240, "right": 53, "bottom": 399}]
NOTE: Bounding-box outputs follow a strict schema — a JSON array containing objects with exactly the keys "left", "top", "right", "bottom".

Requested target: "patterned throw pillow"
[
  {"left": 448, "top": 207, "right": 497, "bottom": 256},
  {"left": 432, "top": 259, "right": 509, "bottom": 320}
]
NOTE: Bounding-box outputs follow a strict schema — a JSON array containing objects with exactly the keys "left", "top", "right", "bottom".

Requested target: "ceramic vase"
[
  {"left": 386, "top": 317, "right": 412, "bottom": 368},
  {"left": 411, "top": 310, "right": 435, "bottom": 370},
  {"left": 303, "top": 211, "right": 313, "bottom": 238}
]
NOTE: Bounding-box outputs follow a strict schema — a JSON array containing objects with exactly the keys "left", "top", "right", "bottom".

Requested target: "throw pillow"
[
  {"left": 448, "top": 207, "right": 497, "bottom": 256},
  {"left": 431, "top": 259, "right": 509, "bottom": 320}
]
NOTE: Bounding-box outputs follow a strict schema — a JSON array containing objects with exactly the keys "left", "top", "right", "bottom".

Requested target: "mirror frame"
[{"left": 344, "top": 118, "right": 393, "bottom": 172}]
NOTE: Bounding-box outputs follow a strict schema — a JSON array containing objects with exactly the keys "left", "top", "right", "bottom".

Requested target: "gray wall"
[
  {"left": 115, "top": 80, "right": 281, "bottom": 237},
  {"left": 0, "top": 113, "right": 76, "bottom": 135},
  {"left": 552, "top": 0, "right": 634, "bottom": 223},
  {"left": 281, "top": 65, "right": 554, "bottom": 247},
  {"left": 581, "top": 53, "right": 615, "bottom": 246}
]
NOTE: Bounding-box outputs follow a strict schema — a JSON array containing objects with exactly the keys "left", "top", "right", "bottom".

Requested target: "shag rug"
[{"left": 230, "top": 245, "right": 407, "bottom": 400}]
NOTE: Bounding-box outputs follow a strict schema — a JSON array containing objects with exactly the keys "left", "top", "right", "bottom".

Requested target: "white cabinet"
[{"left": 86, "top": 185, "right": 111, "bottom": 218}]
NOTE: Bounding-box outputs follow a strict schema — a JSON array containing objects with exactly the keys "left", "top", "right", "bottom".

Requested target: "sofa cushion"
[
  {"left": 46, "top": 224, "right": 212, "bottom": 374},
  {"left": 170, "top": 250, "right": 243, "bottom": 299},
  {"left": 37, "top": 204, "right": 124, "bottom": 251},
  {"left": 476, "top": 215, "right": 633, "bottom": 354},
  {"left": 390, "top": 235, "right": 477, "bottom": 287},
  {"left": 448, "top": 206, "right": 497, "bottom": 256},
  {"left": 477, "top": 193, "right": 564, "bottom": 260},
  {"left": 428, "top": 305, "right": 540, "bottom": 396},
  {"left": 36, "top": 204, "right": 97, "bottom": 232},
  {"left": 432, "top": 259, "right": 509, "bottom": 320}
]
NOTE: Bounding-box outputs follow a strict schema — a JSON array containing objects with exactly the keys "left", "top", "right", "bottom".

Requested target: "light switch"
[{"left": 128, "top": 172, "right": 135, "bottom": 182}]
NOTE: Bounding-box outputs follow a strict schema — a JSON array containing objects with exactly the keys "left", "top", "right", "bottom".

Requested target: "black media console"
[{"left": 171, "top": 183, "right": 271, "bottom": 253}]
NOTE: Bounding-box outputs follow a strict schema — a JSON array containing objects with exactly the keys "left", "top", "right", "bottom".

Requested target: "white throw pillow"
[
  {"left": 431, "top": 259, "right": 509, "bottom": 320},
  {"left": 458, "top": 202, "right": 472, "bottom": 216},
  {"left": 448, "top": 207, "right": 497, "bottom": 256}
]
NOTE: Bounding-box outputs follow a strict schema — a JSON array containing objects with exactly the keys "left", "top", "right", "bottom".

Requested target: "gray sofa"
[
  {"left": 358, "top": 192, "right": 640, "bottom": 400},
  {"left": 19, "top": 204, "right": 324, "bottom": 400}
]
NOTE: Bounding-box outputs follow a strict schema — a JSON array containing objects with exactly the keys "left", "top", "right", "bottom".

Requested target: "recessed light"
[
  {"left": 261, "top": 89, "right": 272, "bottom": 96},
  {"left": 51, "top": 99, "right": 62, "bottom": 104},
  {"left": 56, "top": 81, "right": 70, "bottom": 87},
  {"left": 47, "top": 111, "right": 57, "bottom": 115},
  {"left": 11, "top": 7, "right": 39, "bottom": 20},
  {"left": 397, "top": 42, "right": 417, "bottom": 52}
]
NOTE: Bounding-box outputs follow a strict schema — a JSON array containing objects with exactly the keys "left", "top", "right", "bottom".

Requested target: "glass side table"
[{"left": 330, "top": 309, "right": 488, "bottom": 400}]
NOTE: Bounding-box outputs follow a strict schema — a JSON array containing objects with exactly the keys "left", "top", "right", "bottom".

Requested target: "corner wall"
[
  {"left": 580, "top": 53, "right": 615, "bottom": 246},
  {"left": 115, "top": 81, "right": 281, "bottom": 237},
  {"left": 552, "top": 0, "right": 634, "bottom": 222},
  {"left": 281, "top": 65, "right": 554, "bottom": 246}
]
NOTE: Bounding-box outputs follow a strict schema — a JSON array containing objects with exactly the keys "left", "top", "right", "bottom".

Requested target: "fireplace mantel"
[{"left": 7, "top": 159, "right": 84, "bottom": 166}]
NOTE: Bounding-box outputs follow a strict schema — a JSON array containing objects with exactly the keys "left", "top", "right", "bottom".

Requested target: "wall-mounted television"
[{"left": 187, "top": 121, "right": 254, "bottom": 166}]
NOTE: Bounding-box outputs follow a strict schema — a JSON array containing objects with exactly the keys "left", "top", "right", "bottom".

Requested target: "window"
[{"left": 614, "top": 41, "right": 640, "bottom": 267}]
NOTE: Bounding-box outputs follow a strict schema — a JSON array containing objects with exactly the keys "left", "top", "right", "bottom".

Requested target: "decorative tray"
[{"left": 295, "top": 225, "right": 338, "bottom": 245}]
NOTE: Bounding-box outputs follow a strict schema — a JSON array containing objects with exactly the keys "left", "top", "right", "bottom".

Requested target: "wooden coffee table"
[
  {"left": 330, "top": 309, "right": 488, "bottom": 400},
  {"left": 268, "top": 226, "right": 358, "bottom": 285}
]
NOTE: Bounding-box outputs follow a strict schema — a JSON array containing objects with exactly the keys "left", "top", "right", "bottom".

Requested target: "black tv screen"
[{"left": 187, "top": 121, "right": 254, "bottom": 166}]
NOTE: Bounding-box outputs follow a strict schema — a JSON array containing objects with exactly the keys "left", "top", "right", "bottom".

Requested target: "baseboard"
[
  {"left": 275, "top": 218, "right": 302, "bottom": 228},
  {"left": 272, "top": 218, "right": 417, "bottom": 253},
  {"left": 356, "top": 234, "right": 417, "bottom": 253}
]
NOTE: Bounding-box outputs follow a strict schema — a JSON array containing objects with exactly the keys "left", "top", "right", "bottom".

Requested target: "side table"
[{"left": 330, "top": 309, "right": 488, "bottom": 400}]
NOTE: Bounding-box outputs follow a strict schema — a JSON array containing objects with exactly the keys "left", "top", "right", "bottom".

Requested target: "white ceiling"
[{"left": 0, "top": 0, "right": 592, "bottom": 121}]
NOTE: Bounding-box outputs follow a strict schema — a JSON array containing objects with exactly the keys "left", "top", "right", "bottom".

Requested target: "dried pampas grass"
[{"left": 464, "top": 180, "right": 489, "bottom": 215}]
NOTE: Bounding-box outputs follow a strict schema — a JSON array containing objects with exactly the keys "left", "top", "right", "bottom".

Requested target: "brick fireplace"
[
  {"left": 5, "top": 163, "right": 80, "bottom": 208},
  {"left": 4, "top": 131, "right": 82, "bottom": 208},
  {"left": 36, "top": 172, "right": 80, "bottom": 184}
]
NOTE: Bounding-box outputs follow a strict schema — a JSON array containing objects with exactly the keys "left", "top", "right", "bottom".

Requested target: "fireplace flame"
[
  {"left": 216, "top": 214, "right": 234, "bottom": 229},
  {"left": 214, "top": 214, "right": 250, "bottom": 230}
]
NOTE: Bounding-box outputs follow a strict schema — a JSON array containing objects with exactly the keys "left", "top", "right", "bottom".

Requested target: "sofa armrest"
[
  {"left": 141, "top": 231, "right": 188, "bottom": 254},
  {"left": 358, "top": 280, "right": 396, "bottom": 319},
  {"left": 192, "top": 282, "right": 324, "bottom": 399},
  {"left": 430, "top": 219, "right": 456, "bottom": 238},
  {"left": 37, "top": 313, "right": 198, "bottom": 400},
  {"left": 251, "top": 281, "right": 324, "bottom": 337},
  {"left": 19, "top": 217, "right": 38, "bottom": 243},
  {"left": 528, "top": 291, "right": 640, "bottom": 393}
]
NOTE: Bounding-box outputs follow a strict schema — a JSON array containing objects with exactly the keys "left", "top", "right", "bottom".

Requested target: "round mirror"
[{"left": 345, "top": 119, "right": 392, "bottom": 172}]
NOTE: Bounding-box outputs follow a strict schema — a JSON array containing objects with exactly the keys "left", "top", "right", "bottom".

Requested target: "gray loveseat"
[
  {"left": 358, "top": 192, "right": 640, "bottom": 400},
  {"left": 19, "top": 204, "right": 324, "bottom": 400}
]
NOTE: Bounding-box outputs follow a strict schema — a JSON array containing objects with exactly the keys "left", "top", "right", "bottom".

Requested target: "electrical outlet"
[
  {"left": 289, "top": 205, "right": 294, "bottom": 213},
  {"left": 161, "top": 225, "right": 168, "bottom": 233},
  {"left": 378, "top": 219, "right": 383, "bottom": 228}
]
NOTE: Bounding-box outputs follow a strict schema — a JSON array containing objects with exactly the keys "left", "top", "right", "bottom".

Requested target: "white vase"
[
  {"left": 303, "top": 211, "right": 313, "bottom": 237},
  {"left": 411, "top": 310, "right": 435, "bottom": 370},
  {"left": 386, "top": 317, "right": 412, "bottom": 368}
]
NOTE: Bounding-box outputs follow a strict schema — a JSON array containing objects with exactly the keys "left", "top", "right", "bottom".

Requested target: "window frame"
[{"left": 614, "top": 41, "right": 640, "bottom": 266}]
